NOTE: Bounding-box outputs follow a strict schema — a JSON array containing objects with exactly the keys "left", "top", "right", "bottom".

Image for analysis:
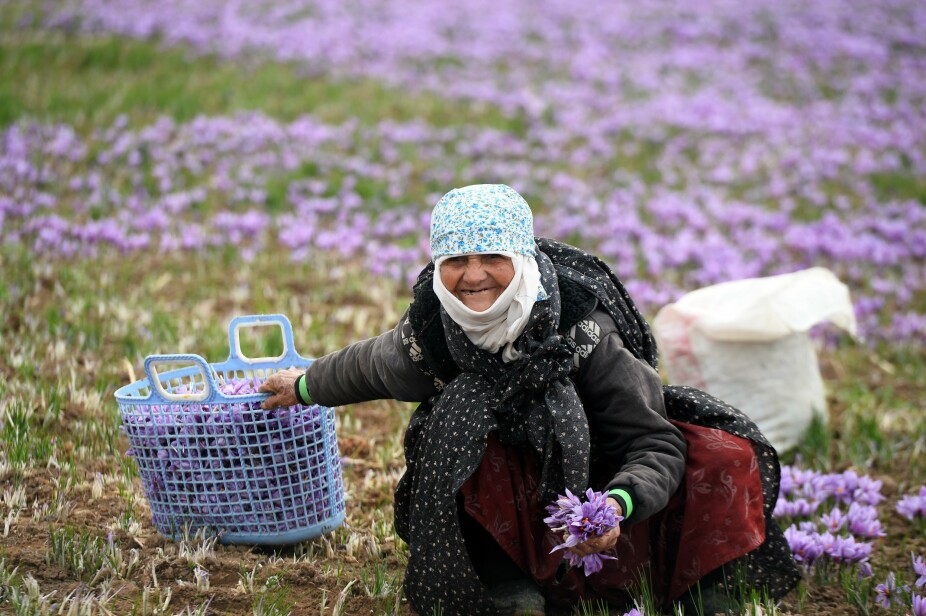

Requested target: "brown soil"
[{"left": 3, "top": 423, "right": 921, "bottom": 616}]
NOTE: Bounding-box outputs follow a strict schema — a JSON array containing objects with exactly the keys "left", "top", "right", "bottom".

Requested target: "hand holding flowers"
[{"left": 544, "top": 488, "right": 623, "bottom": 575}]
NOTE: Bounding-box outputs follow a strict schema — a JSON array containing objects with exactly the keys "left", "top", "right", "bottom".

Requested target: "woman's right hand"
[
  {"left": 565, "top": 497, "right": 623, "bottom": 556},
  {"left": 258, "top": 367, "right": 305, "bottom": 410}
]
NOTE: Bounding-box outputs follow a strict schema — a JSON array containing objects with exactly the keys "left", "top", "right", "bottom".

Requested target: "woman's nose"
[{"left": 462, "top": 258, "right": 487, "bottom": 282}]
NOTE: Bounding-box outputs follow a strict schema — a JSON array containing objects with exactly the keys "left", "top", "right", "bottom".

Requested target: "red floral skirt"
[{"left": 459, "top": 421, "right": 766, "bottom": 608}]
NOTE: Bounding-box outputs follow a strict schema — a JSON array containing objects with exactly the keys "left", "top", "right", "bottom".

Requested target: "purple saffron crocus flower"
[
  {"left": 858, "top": 561, "right": 874, "bottom": 580},
  {"left": 823, "top": 470, "right": 859, "bottom": 505},
  {"left": 897, "top": 490, "right": 926, "bottom": 521},
  {"left": 848, "top": 517, "right": 885, "bottom": 539},
  {"left": 821, "top": 507, "right": 846, "bottom": 533},
  {"left": 853, "top": 476, "right": 884, "bottom": 506},
  {"left": 783, "top": 526, "right": 823, "bottom": 565},
  {"left": 846, "top": 503, "right": 885, "bottom": 539},
  {"left": 827, "top": 535, "right": 872, "bottom": 564},
  {"left": 544, "top": 488, "right": 623, "bottom": 576},
  {"left": 913, "top": 595, "right": 926, "bottom": 616},
  {"left": 914, "top": 553, "right": 926, "bottom": 588},
  {"left": 814, "top": 531, "right": 838, "bottom": 558},
  {"left": 773, "top": 497, "right": 820, "bottom": 519},
  {"left": 875, "top": 572, "right": 897, "bottom": 610}
]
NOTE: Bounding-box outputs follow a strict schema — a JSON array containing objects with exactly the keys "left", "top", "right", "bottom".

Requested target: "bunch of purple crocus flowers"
[
  {"left": 544, "top": 488, "right": 623, "bottom": 575},
  {"left": 776, "top": 466, "right": 887, "bottom": 571}
]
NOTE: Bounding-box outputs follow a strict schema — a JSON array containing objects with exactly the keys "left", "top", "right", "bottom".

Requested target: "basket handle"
[
  {"left": 143, "top": 354, "right": 220, "bottom": 403},
  {"left": 226, "top": 314, "right": 305, "bottom": 366}
]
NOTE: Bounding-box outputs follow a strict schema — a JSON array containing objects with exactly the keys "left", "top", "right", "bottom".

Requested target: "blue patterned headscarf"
[
  {"left": 429, "top": 184, "right": 546, "bottom": 361},
  {"left": 430, "top": 184, "right": 536, "bottom": 259}
]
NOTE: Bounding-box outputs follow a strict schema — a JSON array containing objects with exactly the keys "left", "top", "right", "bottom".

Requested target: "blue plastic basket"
[{"left": 114, "top": 314, "right": 345, "bottom": 546}]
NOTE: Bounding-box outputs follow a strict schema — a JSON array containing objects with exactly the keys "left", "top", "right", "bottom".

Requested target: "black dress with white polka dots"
[{"left": 396, "top": 250, "right": 589, "bottom": 615}]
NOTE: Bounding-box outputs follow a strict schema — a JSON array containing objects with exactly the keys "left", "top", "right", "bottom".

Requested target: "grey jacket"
[{"left": 306, "top": 307, "right": 686, "bottom": 525}]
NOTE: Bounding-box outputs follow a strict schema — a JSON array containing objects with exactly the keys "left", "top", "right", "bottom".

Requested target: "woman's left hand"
[{"left": 566, "top": 497, "right": 622, "bottom": 556}]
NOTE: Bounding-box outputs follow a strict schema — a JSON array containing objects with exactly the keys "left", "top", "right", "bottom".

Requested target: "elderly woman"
[{"left": 260, "top": 185, "right": 799, "bottom": 615}]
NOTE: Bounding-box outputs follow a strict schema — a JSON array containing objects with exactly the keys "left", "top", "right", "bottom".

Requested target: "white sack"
[{"left": 654, "top": 268, "right": 856, "bottom": 453}]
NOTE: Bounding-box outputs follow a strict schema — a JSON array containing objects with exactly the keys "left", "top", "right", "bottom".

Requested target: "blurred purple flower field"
[{"left": 4, "top": 0, "right": 926, "bottom": 343}]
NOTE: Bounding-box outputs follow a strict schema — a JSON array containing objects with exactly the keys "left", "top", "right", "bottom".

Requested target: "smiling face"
[{"left": 439, "top": 254, "right": 516, "bottom": 312}]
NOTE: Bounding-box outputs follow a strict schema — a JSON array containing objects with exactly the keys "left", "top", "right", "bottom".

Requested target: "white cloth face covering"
[{"left": 433, "top": 252, "right": 544, "bottom": 362}]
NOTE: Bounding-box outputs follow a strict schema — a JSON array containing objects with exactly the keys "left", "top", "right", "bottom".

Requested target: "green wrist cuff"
[
  {"left": 608, "top": 488, "right": 633, "bottom": 519},
  {"left": 296, "top": 374, "right": 312, "bottom": 405}
]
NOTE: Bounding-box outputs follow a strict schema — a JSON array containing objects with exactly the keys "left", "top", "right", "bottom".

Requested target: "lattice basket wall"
[{"left": 114, "top": 314, "right": 344, "bottom": 545}]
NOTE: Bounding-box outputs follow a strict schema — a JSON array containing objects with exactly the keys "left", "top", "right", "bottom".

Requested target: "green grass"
[
  {"left": 46, "top": 526, "right": 108, "bottom": 583},
  {"left": 0, "top": 8, "right": 525, "bottom": 134},
  {"left": 870, "top": 169, "right": 926, "bottom": 205},
  {"left": 785, "top": 345, "right": 926, "bottom": 481}
]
